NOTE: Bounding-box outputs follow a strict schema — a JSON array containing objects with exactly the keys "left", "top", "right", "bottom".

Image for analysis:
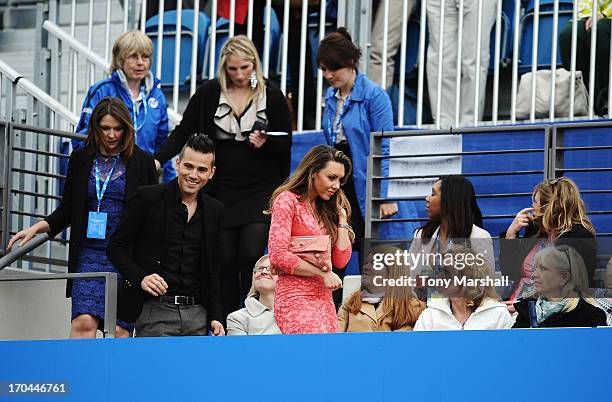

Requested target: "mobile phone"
[{"left": 251, "top": 121, "right": 268, "bottom": 133}]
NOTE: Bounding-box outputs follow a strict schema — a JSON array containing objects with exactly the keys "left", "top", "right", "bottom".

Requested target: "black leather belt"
[{"left": 159, "top": 295, "right": 200, "bottom": 305}]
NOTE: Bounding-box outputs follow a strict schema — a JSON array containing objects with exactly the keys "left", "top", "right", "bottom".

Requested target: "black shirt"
[{"left": 162, "top": 184, "right": 205, "bottom": 297}]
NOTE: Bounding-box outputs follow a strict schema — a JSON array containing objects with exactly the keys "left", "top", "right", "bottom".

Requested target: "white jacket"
[
  {"left": 226, "top": 296, "right": 281, "bottom": 335},
  {"left": 408, "top": 224, "right": 495, "bottom": 277},
  {"left": 413, "top": 297, "right": 515, "bottom": 331}
]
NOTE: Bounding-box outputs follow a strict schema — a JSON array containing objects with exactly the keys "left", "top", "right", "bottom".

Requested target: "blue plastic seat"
[
  {"left": 519, "top": 0, "right": 574, "bottom": 71},
  {"left": 145, "top": 10, "right": 210, "bottom": 88}
]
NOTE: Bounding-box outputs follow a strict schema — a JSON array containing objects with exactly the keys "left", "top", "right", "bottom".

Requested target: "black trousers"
[{"left": 559, "top": 18, "right": 612, "bottom": 114}]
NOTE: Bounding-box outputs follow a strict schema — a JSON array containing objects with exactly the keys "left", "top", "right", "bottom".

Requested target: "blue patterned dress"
[{"left": 71, "top": 155, "right": 133, "bottom": 331}]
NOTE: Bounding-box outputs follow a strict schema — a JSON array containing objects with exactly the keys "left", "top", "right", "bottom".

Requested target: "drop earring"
[{"left": 250, "top": 71, "right": 258, "bottom": 89}]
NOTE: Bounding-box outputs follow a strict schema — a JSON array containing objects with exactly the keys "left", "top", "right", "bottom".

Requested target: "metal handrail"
[
  {"left": 0, "top": 271, "right": 117, "bottom": 338},
  {"left": 0, "top": 59, "right": 79, "bottom": 125},
  {"left": 0, "top": 233, "right": 50, "bottom": 270},
  {"left": 42, "top": 20, "right": 183, "bottom": 125}
]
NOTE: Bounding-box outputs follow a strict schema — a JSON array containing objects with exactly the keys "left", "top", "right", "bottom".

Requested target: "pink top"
[{"left": 268, "top": 191, "right": 352, "bottom": 275}]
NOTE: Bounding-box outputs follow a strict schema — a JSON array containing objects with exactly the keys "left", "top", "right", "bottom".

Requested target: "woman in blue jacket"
[
  {"left": 319, "top": 28, "right": 398, "bottom": 255},
  {"left": 76, "top": 31, "right": 174, "bottom": 182},
  {"left": 318, "top": 28, "right": 401, "bottom": 306}
]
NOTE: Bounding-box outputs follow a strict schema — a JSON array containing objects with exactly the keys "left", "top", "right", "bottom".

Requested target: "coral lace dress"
[{"left": 268, "top": 191, "right": 352, "bottom": 334}]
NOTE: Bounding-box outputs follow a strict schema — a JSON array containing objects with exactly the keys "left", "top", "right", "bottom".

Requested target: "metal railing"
[
  {"left": 42, "top": 19, "right": 183, "bottom": 126},
  {"left": 0, "top": 119, "right": 85, "bottom": 272},
  {"left": 5, "top": 0, "right": 608, "bottom": 132},
  {"left": 367, "top": 121, "right": 612, "bottom": 242},
  {"left": 0, "top": 270, "right": 118, "bottom": 338}
]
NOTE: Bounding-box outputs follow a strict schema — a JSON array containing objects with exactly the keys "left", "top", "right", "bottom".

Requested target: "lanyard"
[
  {"left": 326, "top": 89, "right": 351, "bottom": 145},
  {"left": 131, "top": 85, "right": 147, "bottom": 133},
  {"left": 94, "top": 157, "right": 118, "bottom": 212}
]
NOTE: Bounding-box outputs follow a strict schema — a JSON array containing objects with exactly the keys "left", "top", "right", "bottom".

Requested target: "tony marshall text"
[{"left": 373, "top": 275, "right": 510, "bottom": 288}]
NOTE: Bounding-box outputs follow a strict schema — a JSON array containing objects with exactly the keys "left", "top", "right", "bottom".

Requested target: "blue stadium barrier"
[
  {"left": 1, "top": 328, "right": 610, "bottom": 401},
  {"left": 145, "top": 10, "right": 210, "bottom": 88}
]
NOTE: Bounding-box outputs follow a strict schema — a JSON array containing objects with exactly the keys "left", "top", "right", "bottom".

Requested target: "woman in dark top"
[
  {"left": 500, "top": 177, "right": 597, "bottom": 305},
  {"left": 7, "top": 97, "right": 158, "bottom": 338},
  {"left": 153, "top": 35, "right": 292, "bottom": 319},
  {"left": 512, "top": 245, "right": 606, "bottom": 328}
]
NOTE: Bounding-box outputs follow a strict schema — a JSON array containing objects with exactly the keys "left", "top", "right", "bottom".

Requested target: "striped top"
[{"left": 579, "top": 0, "right": 612, "bottom": 18}]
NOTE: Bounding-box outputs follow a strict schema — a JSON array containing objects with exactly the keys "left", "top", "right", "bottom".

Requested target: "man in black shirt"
[{"left": 108, "top": 134, "right": 225, "bottom": 337}]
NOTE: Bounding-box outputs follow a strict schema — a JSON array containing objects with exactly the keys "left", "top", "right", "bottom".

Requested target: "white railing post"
[
  {"left": 209, "top": 0, "right": 218, "bottom": 79},
  {"left": 315, "top": 0, "right": 326, "bottom": 130},
  {"left": 416, "top": 0, "right": 427, "bottom": 128},
  {"left": 190, "top": 0, "right": 200, "bottom": 97},
  {"left": 172, "top": 0, "right": 183, "bottom": 111},
  {"left": 510, "top": 0, "right": 520, "bottom": 123},
  {"left": 529, "top": 0, "right": 540, "bottom": 122},
  {"left": 398, "top": 0, "right": 409, "bottom": 127},
  {"left": 588, "top": 1, "right": 598, "bottom": 119},
  {"left": 156, "top": 0, "right": 165, "bottom": 81},
  {"left": 492, "top": 0, "right": 502, "bottom": 125},
  {"left": 297, "top": 0, "right": 308, "bottom": 131},
  {"left": 549, "top": 0, "right": 559, "bottom": 121}
]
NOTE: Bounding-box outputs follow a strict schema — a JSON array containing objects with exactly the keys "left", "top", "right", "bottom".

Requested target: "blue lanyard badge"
[
  {"left": 131, "top": 85, "right": 147, "bottom": 133},
  {"left": 326, "top": 90, "right": 351, "bottom": 145},
  {"left": 86, "top": 157, "right": 118, "bottom": 239}
]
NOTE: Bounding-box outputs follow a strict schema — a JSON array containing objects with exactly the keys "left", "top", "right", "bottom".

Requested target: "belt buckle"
[{"left": 174, "top": 295, "right": 184, "bottom": 305}]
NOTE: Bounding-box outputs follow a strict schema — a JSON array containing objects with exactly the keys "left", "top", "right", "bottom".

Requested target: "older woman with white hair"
[
  {"left": 226, "top": 255, "right": 281, "bottom": 335},
  {"left": 75, "top": 30, "right": 173, "bottom": 182},
  {"left": 512, "top": 245, "right": 606, "bottom": 328}
]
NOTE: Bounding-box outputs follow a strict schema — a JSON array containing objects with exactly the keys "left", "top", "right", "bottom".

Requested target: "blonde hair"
[
  {"left": 441, "top": 244, "right": 500, "bottom": 307},
  {"left": 246, "top": 255, "right": 272, "bottom": 300},
  {"left": 268, "top": 145, "right": 354, "bottom": 246},
  {"left": 217, "top": 35, "right": 265, "bottom": 116},
  {"left": 533, "top": 245, "right": 597, "bottom": 312},
  {"left": 345, "top": 246, "right": 424, "bottom": 330},
  {"left": 111, "top": 31, "right": 153, "bottom": 72},
  {"left": 533, "top": 177, "right": 595, "bottom": 239}
]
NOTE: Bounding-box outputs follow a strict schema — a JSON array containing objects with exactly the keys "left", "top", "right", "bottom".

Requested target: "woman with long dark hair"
[
  {"left": 409, "top": 175, "right": 495, "bottom": 279},
  {"left": 268, "top": 145, "right": 354, "bottom": 334},
  {"left": 8, "top": 97, "right": 158, "bottom": 338}
]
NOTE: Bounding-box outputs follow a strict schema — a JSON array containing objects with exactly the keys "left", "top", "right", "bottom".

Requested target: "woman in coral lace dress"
[{"left": 268, "top": 145, "right": 354, "bottom": 334}]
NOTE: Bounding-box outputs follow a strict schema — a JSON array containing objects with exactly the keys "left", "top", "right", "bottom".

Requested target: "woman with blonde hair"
[
  {"left": 500, "top": 177, "right": 597, "bottom": 303},
  {"left": 512, "top": 245, "right": 606, "bottom": 328},
  {"left": 226, "top": 255, "right": 281, "bottom": 335},
  {"left": 154, "top": 35, "right": 292, "bottom": 321},
  {"left": 414, "top": 244, "right": 514, "bottom": 330},
  {"left": 76, "top": 30, "right": 173, "bottom": 182},
  {"left": 338, "top": 246, "right": 425, "bottom": 332},
  {"left": 268, "top": 145, "right": 353, "bottom": 334}
]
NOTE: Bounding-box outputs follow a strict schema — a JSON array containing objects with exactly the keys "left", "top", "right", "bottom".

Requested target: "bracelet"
[{"left": 338, "top": 223, "right": 351, "bottom": 230}]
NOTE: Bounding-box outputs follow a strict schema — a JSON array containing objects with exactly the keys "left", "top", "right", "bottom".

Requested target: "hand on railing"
[
  {"left": 0, "top": 233, "right": 50, "bottom": 271},
  {"left": 6, "top": 221, "right": 51, "bottom": 251}
]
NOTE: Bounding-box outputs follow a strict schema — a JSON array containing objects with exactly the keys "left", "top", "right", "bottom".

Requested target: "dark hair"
[
  {"left": 179, "top": 133, "right": 215, "bottom": 164},
  {"left": 420, "top": 175, "right": 484, "bottom": 242},
  {"left": 85, "top": 97, "right": 135, "bottom": 160},
  {"left": 317, "top": 27, "right": 362, "bottom": 71}
]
